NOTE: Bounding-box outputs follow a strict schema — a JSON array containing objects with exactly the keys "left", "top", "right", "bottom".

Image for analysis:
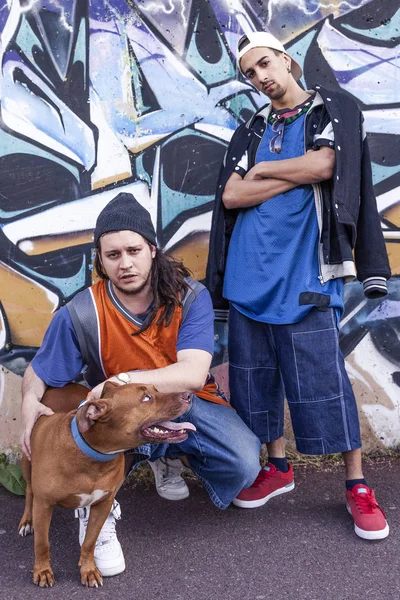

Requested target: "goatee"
[
  {"left": 113, "top": 271, "right": 151, "bottom": 296},
  {"left": 114, "top": 276, "right": 151, "bottom": 297}
]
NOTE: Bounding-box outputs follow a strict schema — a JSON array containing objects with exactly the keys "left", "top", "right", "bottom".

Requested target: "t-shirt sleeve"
[
  {"left": 31, "top": 306, "right": 85, "bottom": 387},
  {"left": 313, "top": 121, "right": 335, "bottom": 149},
  {"left": 232, "top": 151, "right": 248, "bottom": 178},
  {"left": 176, "top": 288, "right": 215, "bottom": 356}
]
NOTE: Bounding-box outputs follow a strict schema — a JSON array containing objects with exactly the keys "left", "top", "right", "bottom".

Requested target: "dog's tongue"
[{"left": 157, "top": 421, "right": 196, "bottom": 432}]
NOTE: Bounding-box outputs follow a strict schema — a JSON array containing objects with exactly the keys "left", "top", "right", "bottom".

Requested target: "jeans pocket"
[
  {"left": 250, "top": 410, "right": 270, "bottom": 442},
  {"left": 229, "top": 364, "right": 283, "bottom": 441},
  {"left": 291, "top": 327, "right": 342, "bottom": 402},
  {"left": 295, "top": 436, "right": 325, "bottom": 455}
]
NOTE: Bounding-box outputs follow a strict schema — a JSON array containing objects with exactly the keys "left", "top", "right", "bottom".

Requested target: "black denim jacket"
[{"left": 206, "top": 87, "right": 391, "bottom": 309}]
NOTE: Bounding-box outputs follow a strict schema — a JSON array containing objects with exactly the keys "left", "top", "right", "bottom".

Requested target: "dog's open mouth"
[{"left": 141, "top": 420, "right": 196, "bottom": 442}]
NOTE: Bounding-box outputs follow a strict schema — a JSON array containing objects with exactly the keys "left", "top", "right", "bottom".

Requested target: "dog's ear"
[
  {"left": 141, "top": 384, "right": 159, "bottom": 395},
  {"left": 101, "top": 380, "right": 120, "bottom": 398},
  {"left": 78, "top": 401, "right": 109, "bottom": 433}
]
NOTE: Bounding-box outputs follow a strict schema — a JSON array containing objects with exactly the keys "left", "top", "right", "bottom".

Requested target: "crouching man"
[{"left": 21, "top": 192, "right": 261, "bottom": 576}]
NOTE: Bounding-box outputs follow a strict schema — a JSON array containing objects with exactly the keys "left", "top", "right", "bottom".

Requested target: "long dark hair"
[{"left": 94, "top": 243, "right": 191, "bottom": 334}]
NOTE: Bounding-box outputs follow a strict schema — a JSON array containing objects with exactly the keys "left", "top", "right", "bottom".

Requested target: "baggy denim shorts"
[
  {"left": 228, "top": 305, "right": 362, "bottom": 455},
  {"left": 127, "top": 394, "right": 261, "bottom": 509}
]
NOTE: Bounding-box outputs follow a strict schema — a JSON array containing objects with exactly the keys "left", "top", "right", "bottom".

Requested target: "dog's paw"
[
  {"left": 80, "top": 565, "right": 103, "bottom": 588},
  {"left": 18, "top": 521, "right": 34, "bottom": 537},
  {"left": 33, "top": 566, "right": 55, "bottom": 587}
]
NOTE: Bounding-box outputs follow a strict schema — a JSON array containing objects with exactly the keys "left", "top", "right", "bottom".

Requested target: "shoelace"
[
  {"left": 253, "top": 468, "right": 274, "bottom": 488},
  {"left": 95, "top": 517, "right": 119, "bottom": 553},
  {"left": 78, "top": 502, "right": 120, "bottom": 549},
  {"left": 160, "top": 475, "right": 185, "bottom": 488},
  {"left": 80, "top": 513, "right": 117, "bottom": 548},
  {"left": 353, "top": 489, "right": 386, "bottom": 517},
  {"left": 159, "top": 459, "right": 185, "bottom": 487}
]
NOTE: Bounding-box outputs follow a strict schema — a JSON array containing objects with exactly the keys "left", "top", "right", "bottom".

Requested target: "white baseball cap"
[{"left": 237, "top": 32, "right": 302, "bottom": 81}]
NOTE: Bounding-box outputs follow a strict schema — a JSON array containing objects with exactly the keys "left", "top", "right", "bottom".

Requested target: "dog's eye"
[{"left": 142, "top": 394, "right": 152, "bottom": 403}]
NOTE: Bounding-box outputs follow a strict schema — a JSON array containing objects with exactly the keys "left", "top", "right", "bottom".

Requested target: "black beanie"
[{"left": 94, "top": 192, "right": 157, "bottom": 247}]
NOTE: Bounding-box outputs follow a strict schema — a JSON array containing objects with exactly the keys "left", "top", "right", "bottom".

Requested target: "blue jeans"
[
  {"left": 228, "top": 306, "right": 361, "bottom": 455},
  {"left": 127, "top": 394, "right": 261, "bottom": 509}
]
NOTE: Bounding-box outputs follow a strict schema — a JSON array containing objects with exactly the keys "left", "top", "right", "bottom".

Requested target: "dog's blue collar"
[{"left": 71, "top": 400, "right": 119, "bottom": 462}]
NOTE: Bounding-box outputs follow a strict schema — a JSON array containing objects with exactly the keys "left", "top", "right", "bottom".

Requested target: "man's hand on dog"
[
  {"left": 87, "top": 376, "right": 124, "bottom": 401},
  {"left": 22, "top": 400, "right": 54, "bottom": 459}
]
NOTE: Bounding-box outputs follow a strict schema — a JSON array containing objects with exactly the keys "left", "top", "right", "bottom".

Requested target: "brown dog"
[{"left": 18, "top": 381, "right": 194, "bottom": 588}]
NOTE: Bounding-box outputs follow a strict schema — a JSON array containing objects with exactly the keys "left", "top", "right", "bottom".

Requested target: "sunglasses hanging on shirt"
[
  {"left": 269, "top": 117, "right": 286, "bottom": 154},
  {"left": 268, "top": 94, "right": 316, "bottom": 154}
]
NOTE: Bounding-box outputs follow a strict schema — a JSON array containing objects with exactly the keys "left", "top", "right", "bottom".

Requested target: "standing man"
[
  {"left": 206, "top": 32, "right": 391, "bottom": 540},
  {"left": 21, "top": 192, "right": 261, "bottom": 576}
]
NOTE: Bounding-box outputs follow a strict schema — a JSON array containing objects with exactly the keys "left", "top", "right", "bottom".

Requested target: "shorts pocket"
[
  {"left": 295, "top": 437, "right": 325, "bottom": 455},
  {"left": 250, "top": 410, "right": 270, "bottom": 442},
  {"left": 291, "top": 327, "right": 342, "bottom": 402},
  {"left": 229, "top": 364, "right": 283, "bottom": 440}
]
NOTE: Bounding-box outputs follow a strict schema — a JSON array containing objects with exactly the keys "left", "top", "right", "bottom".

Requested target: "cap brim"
[
  {"left": 238, "top": 43, "right": 303, "bottom": 82},
  {"left": 290, "top": 60, "right": 302, "bottom": 82}
]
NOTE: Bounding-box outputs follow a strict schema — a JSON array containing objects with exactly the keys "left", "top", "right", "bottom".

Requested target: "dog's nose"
[{"left": 181, "top": 392, "right": 190, "bottom": 403}]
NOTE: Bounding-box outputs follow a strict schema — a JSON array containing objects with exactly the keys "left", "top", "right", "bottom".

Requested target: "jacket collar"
[{"left": 246, "top": 88, "right": 325, "bottom": 129}]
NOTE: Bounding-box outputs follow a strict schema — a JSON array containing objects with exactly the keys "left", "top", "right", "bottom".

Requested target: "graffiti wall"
[{"left": 0, "top": 0, "right": 399, "bottom": 453}]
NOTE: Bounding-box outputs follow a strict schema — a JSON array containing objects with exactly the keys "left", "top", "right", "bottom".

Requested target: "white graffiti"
[
  {"left": 3, "top": 182, "right": 152, "bottom": 243},
  {"left": 317, "top": 20, "right": 400, "bottom": 105},
  {"left": 18, "top": 0, "right": 39, "bottom": 14},
  {"left": 351, "top": 334, "right": 400, "bottom": 448},
  {"left": 139, "top": 0, "right": 188, "bottom": 26},
  {"left": 266, "top": 0, "right": 370, "bottom": 24},
  {"left": 0, "top": 2, "right": 96, "bottom": 168},
  {"left": 42, "top": 0, "right": 74, "bottom": 33}
]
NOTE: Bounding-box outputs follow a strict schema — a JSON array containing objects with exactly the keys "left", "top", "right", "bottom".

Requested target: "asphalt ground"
[{"left": 0, "top": 458, "right": 398, "bottom": 600}]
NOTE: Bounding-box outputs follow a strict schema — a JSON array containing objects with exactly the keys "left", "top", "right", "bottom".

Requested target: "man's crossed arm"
[{"left": 222, "top": 147, "right": 335, "bottom": 210}]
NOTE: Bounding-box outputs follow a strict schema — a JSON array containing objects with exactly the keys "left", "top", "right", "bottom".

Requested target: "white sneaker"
[
  {"left": 149, "top": 458, "right": 189, "bottom": 501},
  {"left": 75, "top": 499, "right": 125, "bottom": 577}
]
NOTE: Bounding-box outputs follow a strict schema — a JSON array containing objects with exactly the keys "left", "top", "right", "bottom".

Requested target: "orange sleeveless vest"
[{"left": 89, "top": 280, "right": 228, "bottom": 406}]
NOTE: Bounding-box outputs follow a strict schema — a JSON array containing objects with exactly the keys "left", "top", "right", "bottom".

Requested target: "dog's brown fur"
[{"left": 18, "top": 382, "right": 190, "bottom": 587}]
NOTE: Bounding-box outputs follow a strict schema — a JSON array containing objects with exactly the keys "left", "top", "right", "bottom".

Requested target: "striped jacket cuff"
[{"left": 363, "top": 277, "right": 388, "bottom": 298}]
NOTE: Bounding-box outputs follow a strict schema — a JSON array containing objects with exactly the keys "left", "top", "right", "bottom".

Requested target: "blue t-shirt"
[
  {"left": 32, "top": 287, "right": 215, "bottom": 387},
  {"left": 224, "top": 112, "right": 343, "bottom": 324}
]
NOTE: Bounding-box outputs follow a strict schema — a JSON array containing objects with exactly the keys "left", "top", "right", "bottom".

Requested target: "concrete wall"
[{"left": 0, "top": 0, "right": 399, "bottom": 454}]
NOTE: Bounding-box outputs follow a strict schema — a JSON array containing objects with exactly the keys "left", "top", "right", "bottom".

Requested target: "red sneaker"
[
  {"left": 233, "top": 463, "right": 295, "bottom": 508},
  {"left": 346, "top": 484, "right": 389, "bottom": 540}
]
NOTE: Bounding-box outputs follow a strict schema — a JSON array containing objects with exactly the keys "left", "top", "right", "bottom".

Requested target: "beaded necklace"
[{"left": 267, "top": 93, "right": 315, "bottom": 126}]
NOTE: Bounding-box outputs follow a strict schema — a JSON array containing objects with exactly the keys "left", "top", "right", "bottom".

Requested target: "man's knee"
[{"left": 229, "top": 433, "right": 261, "bottom": 489}]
